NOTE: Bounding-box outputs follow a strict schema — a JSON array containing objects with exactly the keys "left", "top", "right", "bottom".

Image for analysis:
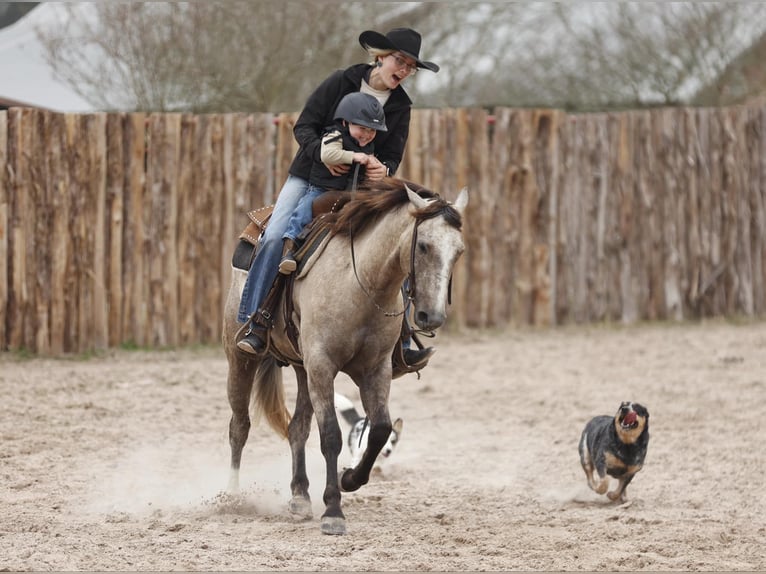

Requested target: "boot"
[
  {"left": 404, "top": 346, "right": 435, "bottom": 369},
  {"left": 392, "top": 339, "right": 435, "bottom": 379},
  {"left": 278, "top": 238, "right": 297, "bottom": 275},
  {"left": 236, "top": 323, "right": 268, "bottom": 355}
]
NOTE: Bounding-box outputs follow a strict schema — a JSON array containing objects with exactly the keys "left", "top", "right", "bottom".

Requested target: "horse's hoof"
[
  {"left": 320, "top": 516, "right": 346, "bottom": 536},
  {"left": 339, "top": 468, "right": 352, "bottom": 492},
  {"left": 288, "top": 496, "right": 313, "bottom": 520},
  {"left": 339, "top": 468, "right": 358, "bottom": 493}
]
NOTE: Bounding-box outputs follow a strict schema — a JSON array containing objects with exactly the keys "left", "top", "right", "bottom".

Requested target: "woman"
[{"left": 237, "top": 27, "right": 439, "bottom": 371}]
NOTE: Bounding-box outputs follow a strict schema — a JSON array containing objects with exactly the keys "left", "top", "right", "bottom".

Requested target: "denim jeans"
[
  {"left": 237, "top": 175, "right": 310, "bottom": 324},
  {"left": 283, "top": 184, "right": 324, "bottom": 243}
]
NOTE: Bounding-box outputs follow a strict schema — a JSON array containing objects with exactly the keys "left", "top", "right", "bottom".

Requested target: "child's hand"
[{"left": 352, "top": 152, "right": 370, "bottom": 165}]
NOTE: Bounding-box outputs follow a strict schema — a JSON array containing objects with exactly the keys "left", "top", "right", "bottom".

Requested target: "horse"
[{"left": 221, "top": 177, "right": 468, "bottom": 535}]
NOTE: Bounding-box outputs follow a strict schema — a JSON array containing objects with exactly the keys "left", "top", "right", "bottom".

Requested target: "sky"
[{"left": 0, "top": 3, "right": 94, "bottom": 112}]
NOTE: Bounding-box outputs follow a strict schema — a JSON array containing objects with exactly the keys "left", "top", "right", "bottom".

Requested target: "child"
[{"left": 277, "top": 91, "right": 387, "bottom": 274}]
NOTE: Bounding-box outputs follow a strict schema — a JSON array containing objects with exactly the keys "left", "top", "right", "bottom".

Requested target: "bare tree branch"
[{"left": 34, "top": 2, "right": 766, "bottom": 112}]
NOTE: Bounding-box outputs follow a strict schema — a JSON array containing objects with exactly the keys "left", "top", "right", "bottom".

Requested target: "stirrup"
[
  {"left": 278, "top": 252, "right": 297, "bottom": 275},
  {"left": 279, "top": 238, "right": 297, "bottom": 275},
  {"left": 236, "top": 323, "right": 268, "bottom": 355},
  {"left": 392, "top": 340, "right": 434, "bottom": 379},
  {"left": 404, "top": 347, "right": 435, "bottom": 369}
]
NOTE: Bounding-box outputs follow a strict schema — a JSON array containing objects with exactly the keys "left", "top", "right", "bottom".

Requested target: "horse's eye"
[{"left": 417, "top": 241, "right": 428, "bottom": 254}]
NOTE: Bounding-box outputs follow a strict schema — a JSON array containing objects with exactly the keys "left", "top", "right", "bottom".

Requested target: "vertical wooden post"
[
  {"left": 146, "top": 113, "right": 181, "bottom": 347},
  {"left": 90, "top": 113, "right": 109, "bottom": 350},
  {"left": 7, "top": 108, "right": 28, "bottom": 351},
  {"left": 177, "top": 114, "right": 196, "bottom": 345},
  {"left": 120, "top": 113, "right": 148, "bottom": 347},
  {"left": 0, "top": 111, "right": 7, "bottom": 350},
  {"left": 48, "top": 113, "right": 68, "bottom": 354},
  {"left": 249, "top": 113, "right": 276, "bottom": 207},
  {"left": 747, "top": 105, "right": 766, "bottom": 313},
  {"left": 220, "top": 114, "right": 236, "bottom": 335},
  {"left": 106, "top": 113, "right": 125, "bottom": 348},
  {"left": 444, "top": 108, "right": 470, "bottom": 330}
]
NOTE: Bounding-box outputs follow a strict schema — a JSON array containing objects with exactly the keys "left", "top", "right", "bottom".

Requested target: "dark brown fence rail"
[{"left": 1, "top": 103, "right": 764, "bottom": 354}]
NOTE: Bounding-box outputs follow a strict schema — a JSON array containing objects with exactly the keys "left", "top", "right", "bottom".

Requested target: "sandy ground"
[{"left": 1, "top": 320, "right": 765, "bottom": 571}]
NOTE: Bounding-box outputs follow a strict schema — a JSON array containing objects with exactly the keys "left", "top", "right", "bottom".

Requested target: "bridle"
[
  {"left": 349, "top": 206, "right": 454, "bottom": 317},
  {"left": 349, "top": 224, "right": 411, "bottom": 317}
]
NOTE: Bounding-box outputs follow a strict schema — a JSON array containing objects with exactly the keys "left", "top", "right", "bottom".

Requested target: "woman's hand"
[{"left": 364, "top": 156, "right": 387, "bottom": 181}]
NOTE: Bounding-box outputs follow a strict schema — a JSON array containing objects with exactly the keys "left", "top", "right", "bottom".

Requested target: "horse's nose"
[{"left": 415, "top": 310, "right": 445, "bottom": 330}]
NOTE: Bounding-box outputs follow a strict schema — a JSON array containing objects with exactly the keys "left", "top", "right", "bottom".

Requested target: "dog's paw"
[
  {"left": 607, "top": 490, "right": 626, "bottom": 503},
  {"left": 595, "top": 479, "right": 609, "bottom": 495}
]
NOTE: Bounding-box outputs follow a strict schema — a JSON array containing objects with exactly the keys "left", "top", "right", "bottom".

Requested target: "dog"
[
  {"left": 578, "top": 401, "right": 649, "bottom": 503},
  {"left": 334, "top": 392, "right": 403, "bottom": 469}
]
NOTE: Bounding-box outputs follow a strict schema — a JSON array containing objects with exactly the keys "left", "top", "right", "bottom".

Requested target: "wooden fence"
[{"left": 1, "top": 102, "right": 765, "bottom": 354}]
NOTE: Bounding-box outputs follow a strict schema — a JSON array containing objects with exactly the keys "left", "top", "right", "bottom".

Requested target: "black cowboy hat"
[{"left": 358, "top": 27, "right": 440, "bottom": 73}]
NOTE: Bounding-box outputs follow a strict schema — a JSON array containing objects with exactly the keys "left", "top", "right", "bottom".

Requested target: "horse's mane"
[{"left": 327, "top": 177, "right": 462, "bottom": 237}]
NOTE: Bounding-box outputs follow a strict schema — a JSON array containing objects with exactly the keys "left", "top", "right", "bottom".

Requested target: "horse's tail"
[{"left": 251, "top": 355, "right": 291, "bottom": 439}]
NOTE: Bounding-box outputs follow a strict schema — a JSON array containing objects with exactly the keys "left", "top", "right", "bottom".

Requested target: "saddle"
[
  {"left": 236, "top": 190, "right": 350, "bottom": 250},
  {"left": 233, "top": 190, "right": 349, "bottom": 271},
  {"left": 234, "top": 190, "right": 427, "bottom": 378}
]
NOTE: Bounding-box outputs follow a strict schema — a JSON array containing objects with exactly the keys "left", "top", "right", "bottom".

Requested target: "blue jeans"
[
  {"left": 283, "top": 184, "right": 324, "bottom": 243},
  {"left": 237, "top": 175, "right": 310, "bottom": 324}
]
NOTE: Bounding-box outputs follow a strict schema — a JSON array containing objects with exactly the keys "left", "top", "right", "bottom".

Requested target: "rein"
[
  {"left": 349, "top": 226, "right": 411, "bottom": 317},
  {"left": 347, "top": 170, "right": 410, "bottom": 317}
]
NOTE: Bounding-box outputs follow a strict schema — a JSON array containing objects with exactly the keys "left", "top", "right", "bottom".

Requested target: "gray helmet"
[{"left": 334, "top": 92, "right": 387, "bottom": 132}]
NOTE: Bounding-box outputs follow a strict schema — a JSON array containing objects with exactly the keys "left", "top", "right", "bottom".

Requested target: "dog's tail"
[{"left": 334, "top": 392, "right": 362, "bottom": 426}]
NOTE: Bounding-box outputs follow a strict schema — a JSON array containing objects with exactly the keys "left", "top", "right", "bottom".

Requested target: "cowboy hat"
[{"left": 358, "top": 27, "right": 440, "bottom": 73}]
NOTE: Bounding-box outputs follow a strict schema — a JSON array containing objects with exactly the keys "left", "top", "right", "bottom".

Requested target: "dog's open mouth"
[{"left": 621, "top": 410, "right": 638, "bottom": 429}]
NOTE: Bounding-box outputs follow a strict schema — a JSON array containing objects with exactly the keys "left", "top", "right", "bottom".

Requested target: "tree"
[
  {"left": 35, "top": 2, "right": 766, "bottom": 113},
  {"left": 36, "top": 2, "right": 490, "bottom": 112},
  {"left": 693, "top": 30, "right": 766, "bottom": 106},
  {"left": 458, "top": 2, "right": 766, "bottom": 111}
]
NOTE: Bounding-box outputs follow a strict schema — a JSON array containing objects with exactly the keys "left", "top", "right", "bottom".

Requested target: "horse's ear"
[
  {"left": 453, "top": 187, "right": 469, "bottom": 215},
  {"left": 405, "top": 184, "right": 429, "bottom": 210}
]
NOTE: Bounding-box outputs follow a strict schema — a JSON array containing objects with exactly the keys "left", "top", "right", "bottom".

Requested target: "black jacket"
[
  {"left": 310, "top": 123, "right": 375, "bottom": 191},
  {"left": 289, "top": 63, "right": 412, "bottom": 180}
]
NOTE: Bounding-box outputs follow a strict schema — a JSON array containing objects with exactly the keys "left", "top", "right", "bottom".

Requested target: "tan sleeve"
[{"left": 320, "top": 129, "right": 356, "bottom": 166}]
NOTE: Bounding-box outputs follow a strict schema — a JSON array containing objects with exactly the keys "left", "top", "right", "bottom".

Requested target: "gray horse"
[{"left": 222, "top": 178, "right": 468, "bottom": 535}]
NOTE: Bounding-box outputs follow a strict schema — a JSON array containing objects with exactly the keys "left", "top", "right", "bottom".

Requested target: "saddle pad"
[
  {"left": 295, "top": 226, "right": 332, "bottom": 279},
  {"left": 232, "top": 239, "right": 255, "bottom": 271}
]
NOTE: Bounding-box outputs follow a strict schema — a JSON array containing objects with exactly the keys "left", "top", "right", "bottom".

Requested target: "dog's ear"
[{"left": 392, "top": 418, "right": 403, "bottom": 434}]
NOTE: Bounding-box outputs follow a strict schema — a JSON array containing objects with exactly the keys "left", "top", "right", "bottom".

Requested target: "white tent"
[{"left": 0, "top": 4, "right": 93, "bottom": 112}]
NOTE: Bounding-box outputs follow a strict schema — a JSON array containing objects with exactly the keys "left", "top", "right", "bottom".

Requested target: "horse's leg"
[
  {"left": 287, "top": 366, "right": 314, "bottom": 520},
  {"left": 340, "top": 376, "right": 392, "bottom": 493},
  {"left": 307, "top": 364, "right": 346, "bottom": 535},
  {"left": 226, "top": 354, "right": 258, "bottom": 494}
]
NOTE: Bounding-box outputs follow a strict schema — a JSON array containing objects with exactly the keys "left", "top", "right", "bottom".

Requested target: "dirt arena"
[{"left": 1, "top": 320, "right": 765, "bottom": 571}]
